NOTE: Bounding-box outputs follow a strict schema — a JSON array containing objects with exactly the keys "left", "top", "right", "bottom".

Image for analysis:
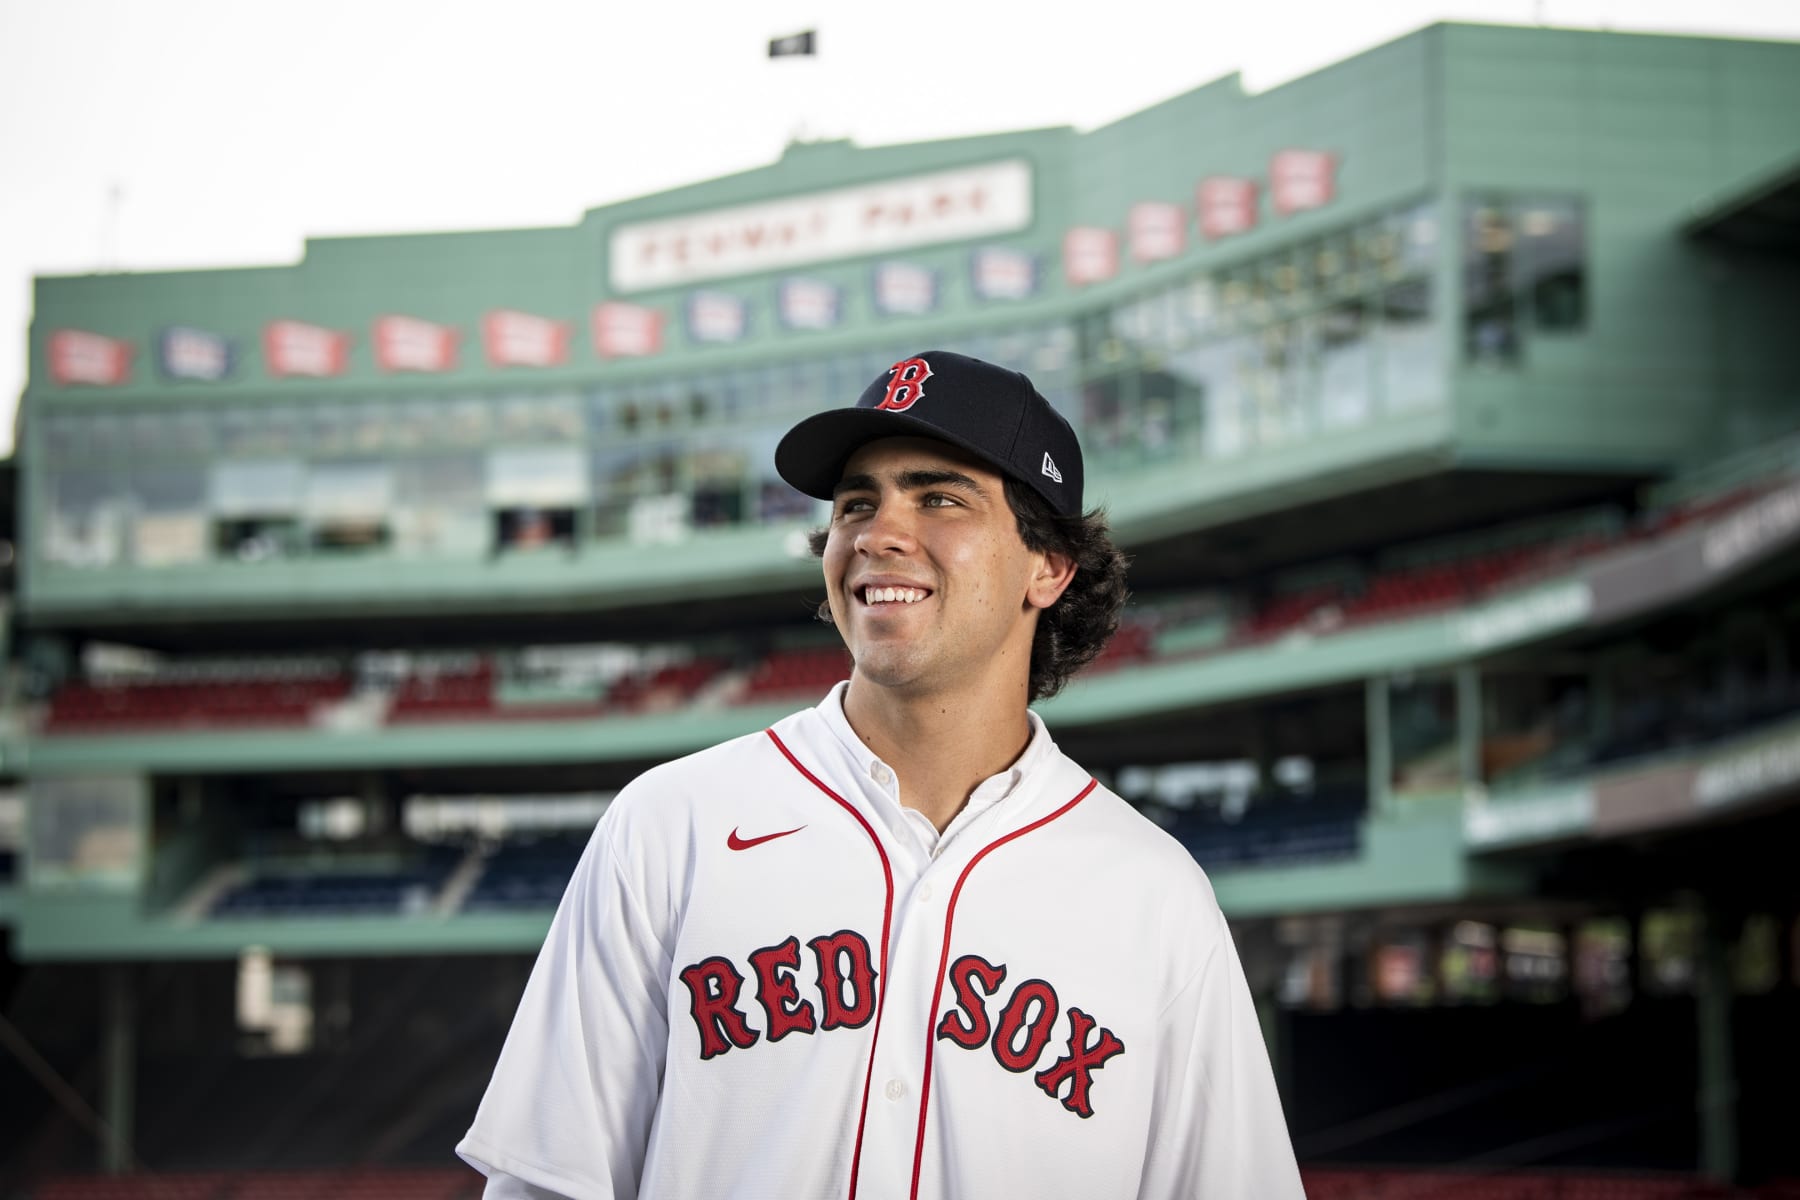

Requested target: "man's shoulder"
[
  {"left": 607, "top": 703, "right": 824, "bottom": 814},
  {"left": 619, "top": 724, "right": 788, "bottom": 796},
  {"left": 1054, "top": 768, "right": 1221, "bottom": 897}
]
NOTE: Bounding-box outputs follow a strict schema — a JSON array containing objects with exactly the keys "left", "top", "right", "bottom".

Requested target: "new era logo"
[{"left": 1041, "top": 453, "right": 1063, "bottom": 484}]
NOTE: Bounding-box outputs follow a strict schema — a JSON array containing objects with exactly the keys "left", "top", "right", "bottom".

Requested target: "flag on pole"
[{"left": 769, "top": 30, "right": 817, "bottom": 57}]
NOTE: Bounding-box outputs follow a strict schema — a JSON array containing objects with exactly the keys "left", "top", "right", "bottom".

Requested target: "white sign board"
[{"left": 609, "top": 159, "right": 1033, "bottom": 292}]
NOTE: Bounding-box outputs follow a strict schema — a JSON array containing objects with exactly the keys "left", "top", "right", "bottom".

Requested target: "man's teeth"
[{"left": 866, "top": 587, "right": 926, "bottom": 604}]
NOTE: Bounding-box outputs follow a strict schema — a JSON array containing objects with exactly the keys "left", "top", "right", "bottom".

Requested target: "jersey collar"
[{"left": 813, "top": 680, "right": 1055, "bottom": 830}]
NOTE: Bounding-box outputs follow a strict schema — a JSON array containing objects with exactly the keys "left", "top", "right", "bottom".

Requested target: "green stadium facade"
[{"left": 4, "top": 21, "right": 1799, "bottom": 1191}]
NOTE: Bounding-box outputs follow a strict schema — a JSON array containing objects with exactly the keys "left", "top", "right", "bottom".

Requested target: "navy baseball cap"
[{"left": 775, "top": 350, "right": 1084, "bottom": 517}]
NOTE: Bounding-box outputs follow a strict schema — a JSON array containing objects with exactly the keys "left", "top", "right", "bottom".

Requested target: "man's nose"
[{"left": 855, "top": 498, "right": 919, "bottom": 556}]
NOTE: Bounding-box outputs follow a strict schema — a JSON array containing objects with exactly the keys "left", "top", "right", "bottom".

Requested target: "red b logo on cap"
[{"left": 876, "top": 357, "right": 932, "bottom": 412}]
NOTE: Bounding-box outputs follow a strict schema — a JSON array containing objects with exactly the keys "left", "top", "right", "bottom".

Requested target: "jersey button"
[
  {"left": 872, "top": 763, "right": 893, "bottom": 786},
  {"left": 918, "top": 882, "right": 933, "bottom": 902},
  {"left": 884, "top": 1078, "right": 907, "bottom": 1102}
]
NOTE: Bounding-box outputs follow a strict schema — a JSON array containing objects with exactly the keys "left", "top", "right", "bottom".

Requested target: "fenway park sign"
[{"left": 609, "top": 159, "right": 1032, "bottom": 292}]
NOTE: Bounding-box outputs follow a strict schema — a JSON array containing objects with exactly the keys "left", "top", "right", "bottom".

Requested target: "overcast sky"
[{"left": 5, "top": 0, "right": 1799, "bottom": 455}]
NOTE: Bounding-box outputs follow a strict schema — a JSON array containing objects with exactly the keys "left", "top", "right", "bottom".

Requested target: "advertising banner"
[
  {"left": 157, "top": 326, "right": 234, "bottom": 382},
  {"left": 872, "top": 262, "right": 938, "bottom": 317},
  {"left": 373, "top": 315, "right": 459, "bottom": 373},
  {"left": 777, "top": 277, "right": 843, "bottom": 331},
  {"left": 1063, "top": 227, "right": 1119, "bottom": 286},
  {"left": 591, "top": 302, "right": 663, "bottom": 358},
  {"left": 483, "top": 310, "right": 570, "bottom": 368},
  {"left": 264, "top": 320, "right": 350, "bottom": 378},
  {"left": 1269, "top": 150, "right": 1337, "bottom": 215},
  {"left": 1587, "top": 481, "right": 1800, "bottom": 625},
  {"left": 1128, "top": 202, "right": 1186, "bottom": 263},
  {"left": 970, "top": 246, "right": 1038, "bottom": 301},
  {"left": 685, "top": 291, "right": 749, "bottom": 343},
  {"left": 49, "top": 329, "right": 133, "bottom": 386},
  {"left": 1198, "top": 177, "right": 1259, "bottom": 240}
]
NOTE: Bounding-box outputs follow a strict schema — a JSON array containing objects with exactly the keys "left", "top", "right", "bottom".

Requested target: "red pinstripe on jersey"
[
  {"left": 909, "top": 778, "right": 1098, "bottom": 1200},
  {"left": 765, "top": 728, "right": 897, "bottom": 1200}
]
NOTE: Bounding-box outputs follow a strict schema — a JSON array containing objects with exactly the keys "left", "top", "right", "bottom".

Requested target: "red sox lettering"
[
  {"left": 875, "top": 357, "right": 932, "bottom": 411},
  {"left": 681, "top": 930, "right": 878, "bottom": 1059},
  {"left": 678, "top": 934, "right": 1127, "bottom": 1118}
]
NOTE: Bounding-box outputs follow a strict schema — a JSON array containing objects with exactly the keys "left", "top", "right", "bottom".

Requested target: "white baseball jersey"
[{"left": 458, "top": 683, "right": 1303, "bottom": 1199}]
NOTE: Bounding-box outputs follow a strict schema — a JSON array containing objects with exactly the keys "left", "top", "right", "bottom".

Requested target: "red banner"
[
  {"left": 1270, "top": 150, "right": 1337, "bottom": 215},
  {"left": 483, "top": 310, "right": 570, "bottom": 367},
  {"left": 591, "top": 302, "right": 663, "bottom": 359},
  {"left": 1063, "top": 227, "right": 1119, "bottom": 286},
  {"left": 1198, "top": 177, "right": 1259, "bottom": 240},
  {"left": 373, "top": 315, "right": 459, "bottom": 373},
  {"left": 1128, "top": 202, "right": 1186, "bottom": 263},
  {"left": 49, "top": 329, "right": 133, "bottom": 386},
  {"left": 264, "top": 320, "right": 350, "bottom": 378}
]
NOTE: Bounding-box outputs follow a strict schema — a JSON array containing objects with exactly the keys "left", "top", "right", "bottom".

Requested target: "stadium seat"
[
  {"left": 461, "top": 835, "right": 587, "bottom": 912},
  {"left": 743, "top": 646, "right": 852, "bottom": 699}
]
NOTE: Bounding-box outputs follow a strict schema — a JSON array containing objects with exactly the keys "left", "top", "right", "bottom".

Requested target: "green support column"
[
  {"left": 1696, "top": 904, "right": 1739, "bottom": 1185},
  {"left": 1456, "top": 664, "right": 1482, "bottom": 792},
  {"left": 1366, "top": 676, "right": 1392, "bottom": 817},
  {"left": 102, "top": 965, "right": 135, "bottom": 1174}
]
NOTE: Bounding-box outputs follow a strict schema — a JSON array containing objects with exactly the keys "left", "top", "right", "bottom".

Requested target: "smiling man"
[{"left": 458, "top": 351, "right": 1304, "bottom": 1199}]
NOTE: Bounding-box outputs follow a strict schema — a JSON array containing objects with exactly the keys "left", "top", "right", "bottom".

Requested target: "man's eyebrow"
[
  {"left": 832, "top": 468, "right": 988, "bottom": 498},
  {"left": 896, "top": 468, "right": 986, "bottom": 496}
]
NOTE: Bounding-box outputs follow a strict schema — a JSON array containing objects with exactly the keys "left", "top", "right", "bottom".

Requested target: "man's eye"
[
  {"left": 923, "top": 493, "right": 958, "bottom": 508},
  {"left": 838, "top": 498, "right": 873, "bottom": 515}
]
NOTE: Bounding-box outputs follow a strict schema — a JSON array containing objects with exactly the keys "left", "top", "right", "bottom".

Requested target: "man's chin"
[{"left": 849, "top": 653, "right": 933, "bottom": 695}]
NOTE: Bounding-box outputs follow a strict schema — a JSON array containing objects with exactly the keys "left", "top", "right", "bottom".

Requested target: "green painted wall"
[{"left": 1442, "top": 26, "right": 1800, "bottom": 465}]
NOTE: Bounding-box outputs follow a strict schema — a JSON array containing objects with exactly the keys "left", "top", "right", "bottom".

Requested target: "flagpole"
[{"left": 767, "top": 27, "right": 822, "bottom": 144}]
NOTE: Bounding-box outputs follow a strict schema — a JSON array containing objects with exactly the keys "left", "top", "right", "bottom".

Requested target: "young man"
[{"left": 458, "top": 351, "right": 1304, "bottom": 1199}]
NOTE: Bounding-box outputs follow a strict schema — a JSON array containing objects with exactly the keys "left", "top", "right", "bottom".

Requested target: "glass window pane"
[
  {"left": 129, "top": 468, "right": 208, "bottom": 566},
  {"left": 498, "top": 393, "right": 541, "bottom": 441},
  {"left": 445, "top": 395, "right": 493, "bottom": 447},
  {"left": 1136, "top": 364, "right": 1195, "bottom": 458},
  {"left": 688, "top": 440, "right": 749, "bottom": 528},
  {"left": 1082, "top": 376, "right": 1129, "bottom": 458},
  {"left": 309, "top": 405, "right": 354, "bottom": 456},
  {"left": 1178, "top": 337, "right": 1251, "bottom": 459},
  {"left": 394, "top": 455, "right": 486, "bottom": 557},
  {"left": 543, "top": 390, "right": 584, "bottom": 439},
  {"left": 45, "top": 415, "right": 86, "bottom": 463},
  {"left": 169, "top": 410, "right": 212, "bottom": 457},
  {"left": 1464, "top": 197, "right": 1520, "bottom": 366},
  {"left": 488, "top": 447, "right": 588, "bottom": 506},
  {"left": 1518, "top": 196, "right": 1586, "bottom": 333},
  {"left": 44, "top": 471, "right": 126, "bottom": 567},
  {"left": 307, "top": 461, "right": 396, "bottom": 518},
  {"left": 1318, "top": 299, "right": 1373, "bottom": 429},
  {"left": 89, "top": 412, "right": 129, "bottom": 460},
  {"left": 348, "top": 401, "right": 394, "bottom": 454},
  {"left": 210, "top": 459, "right": 305, "bottom": 515},
  {"left": 129, "top": 413, "right": 167, "bottom": 458},
  {"left": 1175, "top": 278, "right": 1219, "bottom": 345},
  {"left": 1391, "top": 202, "right": 1439, "bottom": 279},
  {"left": 1381, "top": 279, "right": 1440, "bottom": 413}
]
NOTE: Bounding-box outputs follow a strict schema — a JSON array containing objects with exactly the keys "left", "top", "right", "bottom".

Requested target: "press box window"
[
  {"left": 488, "top": 447, "right": 586, "bottom": 552},
  {"left": 307, "top": 461, "right": 395, "bottom": 553},
  {"left": 209, "top": 459, "right": 305, "bottom": 562},
  {"left": 1463, "top": 193, "right": 1587, "bottom": 365}
]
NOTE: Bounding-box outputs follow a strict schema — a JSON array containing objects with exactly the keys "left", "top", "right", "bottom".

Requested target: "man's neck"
[{"left": 841, "top": 675, "right": 1034, "bottom": 832}]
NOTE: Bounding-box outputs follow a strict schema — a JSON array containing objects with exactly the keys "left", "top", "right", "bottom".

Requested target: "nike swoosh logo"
[{"left": 728, "top": 825, "right": 806, "bottom": 851}]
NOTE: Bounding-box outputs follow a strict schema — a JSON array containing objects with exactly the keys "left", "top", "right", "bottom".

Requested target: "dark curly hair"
[{"left": 806, "top": 476, "right": 1130, "bottom": 702}]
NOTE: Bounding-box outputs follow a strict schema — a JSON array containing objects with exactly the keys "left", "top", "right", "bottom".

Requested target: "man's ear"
[{"left": 1025, "top": 549, "right": 1077, "bottom": 612}]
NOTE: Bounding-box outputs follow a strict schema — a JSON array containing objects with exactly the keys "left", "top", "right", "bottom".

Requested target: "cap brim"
[{"left": 775, "top": 409, "right": 1018, "bottom": 502}]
